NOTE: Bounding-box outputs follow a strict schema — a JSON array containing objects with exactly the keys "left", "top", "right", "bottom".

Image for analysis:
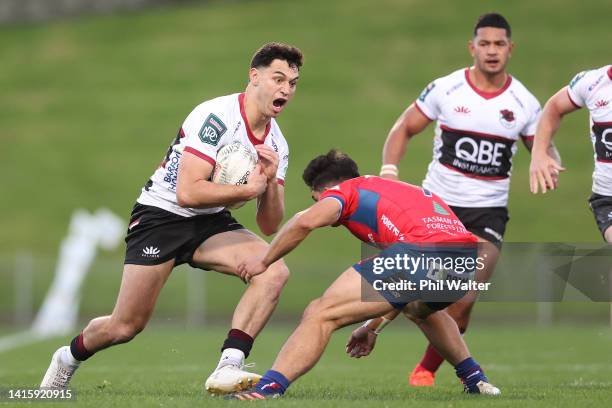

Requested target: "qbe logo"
[{"left": 455, "top": 137, "right": 507, "bottom": 166}]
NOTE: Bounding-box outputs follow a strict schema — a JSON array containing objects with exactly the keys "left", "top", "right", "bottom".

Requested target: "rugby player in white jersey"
[
  {"left": 345, "top": 13, "right": 560, "bottom": 386},
  {"left": 40, "top": 42, "right": 302, "bottom": 395},
  {"left": 530, "top": 65, "right": 612, "bottom": 241}
]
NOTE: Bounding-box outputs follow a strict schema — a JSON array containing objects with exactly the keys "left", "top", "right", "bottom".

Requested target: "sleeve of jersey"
[
  {"left": 275, "top": 142, "right": 289, "bottom": 186},
  {"left": 566, "top": 71, "right": 588, "bottom": 108},
  {"left": 182, "top": 107, "right": 227, "bottom": 166},
  {"left": 413, "top": 80, "right": 440, "bottom": 121},
  {"left": 319, "top": 182, "right": 355, "bottom": 221}
]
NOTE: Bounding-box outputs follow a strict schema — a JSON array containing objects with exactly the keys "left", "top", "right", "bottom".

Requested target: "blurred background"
[{"left": 1, "top": 0, "right": 612, "bottom": 338}]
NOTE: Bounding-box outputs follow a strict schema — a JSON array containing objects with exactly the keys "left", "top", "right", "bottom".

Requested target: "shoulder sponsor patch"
[
  {"left": 569, "top": 71, "right": 587, "bottom": 89},
  {"left": 418, "top": 82, "right": 436, "bottom": 102},
  {"left": 198, "top": 113, "right": 227, "bottom": 146}
]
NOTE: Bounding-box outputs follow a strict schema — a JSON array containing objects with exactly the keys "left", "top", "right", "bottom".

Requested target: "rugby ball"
[{"left": 212, "top": 142, "right": 258, "bottom": 209}]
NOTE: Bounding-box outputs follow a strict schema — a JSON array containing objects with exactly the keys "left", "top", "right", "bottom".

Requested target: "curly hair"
[
  {"left": 302, "top": 149, "right": 360, "bottom": 191},
  {"left": 250, "top": 42, "right": 303, "bottom": 70}
]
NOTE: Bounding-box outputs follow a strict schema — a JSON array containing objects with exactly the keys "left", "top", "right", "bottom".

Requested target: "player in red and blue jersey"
[{"left": 228, "top": 150, "right": 500, "bottom": 399}]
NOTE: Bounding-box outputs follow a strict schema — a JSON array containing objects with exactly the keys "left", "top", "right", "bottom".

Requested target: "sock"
[
  {"left": 255, "top": 370, "right": 290, "bottom": 395},
  {"left": 60, "top": 347, "right": 80, "bottom": 367},
  {"left": 217, "top": 348, "right": 245, "bottom": 369},
  {"left": 221, "top": 329, "right": 254, "bottom": 358},
  {"left": 454, "top": 357, "right": 487, "bottom": 393},
  {"left": 69, "top": 332, "right": 94, "bottom": 362},
  {"left": 418, "top": 343, "right": 444, "bottom": 373}
]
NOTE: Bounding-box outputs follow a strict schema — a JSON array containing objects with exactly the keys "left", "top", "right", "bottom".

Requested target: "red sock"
[{"left": 418, "top": 343, "right": 444, "bottom": 373}]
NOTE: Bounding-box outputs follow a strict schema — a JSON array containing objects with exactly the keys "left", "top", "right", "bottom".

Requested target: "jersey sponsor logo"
[
  {"left": 142, "top": 246, "right": 161, "bottom": 258},
  {"left": 271, "top": 139, "right": 279, "bottom": 152},
  {"left": 569, "top": 71, "right": 587, "bottom": 89},
  {"left": 454, "top": 106, "right": 471, "bottom": 114},
  {"left": 439, "top": 128, "right": 514, "bottom": 179},
  {"left": 163, "top": 151, "right": 182, "bottom": 191},
  {"left": 593, "top": 124, "right": 612, "bottom": 161},
  {"left": 381, "top": 214, "right": 400, "bottom": 237},
  {"left": 433, "top": 202, "right": 450, "bottom": 215},
  {"left": 588, "top": 74, "right": 605, "bottom": 92},
  {"left": 198, "top": 113, "right": 227, "bottom": 146},
  {"left": 499, "top": 109, "right": 516, "bottom": 129},
  {"left": 418, "top": 82, "right": 436, "bottom": 102},
  {"left": 595, "top": 99, "right": 609, "bottom": 110}
]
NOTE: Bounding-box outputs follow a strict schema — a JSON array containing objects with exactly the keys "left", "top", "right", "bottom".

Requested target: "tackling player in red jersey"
[{"left": 227, "top": 150, "right": 500, "bottom": 399}]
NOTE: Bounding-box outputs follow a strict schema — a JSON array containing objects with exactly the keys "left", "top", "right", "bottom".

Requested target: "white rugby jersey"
[
  {"left": 566, "top": 65, "right": 612, "bottom": 196},
  {"left": 415, "top": 68, "right": 541, "bottom": 207},
  {"left": 137, "top": 92, "right": 289, "bottom": 217}
]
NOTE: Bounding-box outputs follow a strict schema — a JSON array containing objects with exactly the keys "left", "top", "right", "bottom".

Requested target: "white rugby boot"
[
  {"left": 205, "top": 362, "right": 262, "bottom": 396},
  {"left": 40, "top": 346, "right": 80, "bottom": 389},
  {"left": 473, "top": 380, "right": 501, "bottom": 395}
]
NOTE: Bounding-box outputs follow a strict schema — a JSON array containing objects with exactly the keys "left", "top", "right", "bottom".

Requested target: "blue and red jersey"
[{"left": 319, "top": 176, "right": 476, "bottom": 247}]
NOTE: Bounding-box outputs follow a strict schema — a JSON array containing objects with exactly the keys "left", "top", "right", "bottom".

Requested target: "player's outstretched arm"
[
  {"left": 529, "top": 87, "right": 576, "bottom": 194},
  {"left": 238, "top": 198, "right": 342, "bottom": 281},
  {"left": 176, "top": 150, "right": 267, "bottom": 208},
  {"left": 381, "top": 104, "right": 432, "bottom": 179},
  {"left": 346, "top": 309, "right": 400, "bottom": 358}
]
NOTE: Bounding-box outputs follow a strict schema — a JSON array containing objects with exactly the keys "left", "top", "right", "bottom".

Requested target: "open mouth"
[
  {"left": 273, "top": 98, "right": 287, "bottom": 109},
  {"left": 485, "top": 59, "right": 500, "bottom": 65}
]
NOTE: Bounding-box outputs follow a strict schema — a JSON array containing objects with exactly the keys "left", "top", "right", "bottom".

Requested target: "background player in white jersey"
[
  {"left": 530, "top": 65, "right": 612, "bottom": 241},
  {"left": 346, "top": 13, "right": 560, "bottom": 386},
  {"left": 41, "top": 42, "right": 303, "bottom": 394}
]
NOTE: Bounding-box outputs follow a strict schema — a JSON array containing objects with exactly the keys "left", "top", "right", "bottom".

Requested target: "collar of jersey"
[
  {"left": 464, "top": 68, "right": 513, "bottom": 100},
  {"left": 239, "top": 92, "right": 271, "bottom": 145}
]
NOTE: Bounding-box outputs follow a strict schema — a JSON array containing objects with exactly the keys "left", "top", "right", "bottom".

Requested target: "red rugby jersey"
[{"left": 319, "top": 176, "right": 476, "bottom": 247}]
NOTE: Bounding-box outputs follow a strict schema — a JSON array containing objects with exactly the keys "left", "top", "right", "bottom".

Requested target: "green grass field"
[{"left": 1, "top": 324, "right": 612, "bottom": 407}]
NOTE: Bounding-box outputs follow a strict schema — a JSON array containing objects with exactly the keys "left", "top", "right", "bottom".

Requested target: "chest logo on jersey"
[
  {"left": 454, "top": 106, "right": 471, "bottom": 115},
  {"left": 593, "top": 124, "right": 612, "bottom": 162},
  {"left": 199, "top": 113, "right": 227, "bottom": 146},
  {"left": 595, "top": 100, "right": 609, "bottom": 110},
  {"left": 499, "top": 109, "right": 516, "bottom": 129},
  {"left": 439, "top": 128, "right": 515, "bottom": 179}
]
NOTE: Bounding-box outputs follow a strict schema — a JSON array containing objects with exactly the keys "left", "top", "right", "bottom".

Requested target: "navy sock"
[
  {"left": 255, "top": 370, "right": 290, "bottom": 395},
  {"left": 454, "top": 357, "right": 487, "bottom": 393}
]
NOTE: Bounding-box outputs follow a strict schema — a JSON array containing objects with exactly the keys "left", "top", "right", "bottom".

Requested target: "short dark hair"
[
  {"left": 303, "top": 149, "right": 360, "bottom": 191},
  {"left": 250, "top": 42, "right": 303, "bottom": 70},
  {"left": 473, "top": 13, "right": 511, "bottom": 38}
]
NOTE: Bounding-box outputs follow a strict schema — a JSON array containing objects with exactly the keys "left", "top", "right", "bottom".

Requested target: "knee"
[
  {"left": 301, "top": 298, "right": 341, "bottom": 331},
  {"left": 252, "top": 261, "right": 290, "bottom": 296},
  {"left": 604, "top": 226, "right": 612, "bottom": 243},
  {"left": 403, "top": 301, "right": 434, "bottom": 324}
]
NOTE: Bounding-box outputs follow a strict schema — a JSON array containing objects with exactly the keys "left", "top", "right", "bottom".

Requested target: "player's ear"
[
  {"left": 508, "top": 40, "right": 514, "bottom": 58},
  {"left": 248, "top": 67, "right": 259, "bottom": 86},
  {"left": 468, "top": 39, "right": 475, "bottom": 57}
]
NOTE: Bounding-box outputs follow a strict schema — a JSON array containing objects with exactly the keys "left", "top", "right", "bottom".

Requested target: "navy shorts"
[{"left": 354, "top": 242, "right": 477, "bottom": 311}]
